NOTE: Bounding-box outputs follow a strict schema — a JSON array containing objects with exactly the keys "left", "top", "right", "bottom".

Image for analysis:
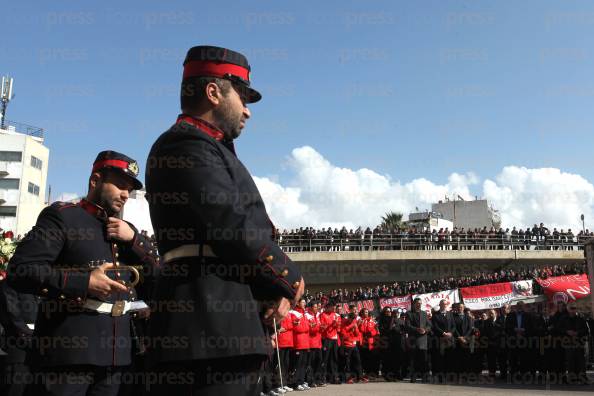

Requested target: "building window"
[
  {"left": 0, "top": 178, "right": 19, "bottom": 189},
  {"left": 0, "top": 206, "right": 17, "bottom": 217},
  {"left": 28, "top": 182, "right": 40, "bottom": 196},
  {"left": 30, "top": 156, "right": 43, "bottom": 170},
  {"left": 0, "top": 151, "right": 22, "bottom": 162}
]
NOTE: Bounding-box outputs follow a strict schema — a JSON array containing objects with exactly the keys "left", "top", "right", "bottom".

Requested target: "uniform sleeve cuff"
[{"left": 62, "top": 271, "right": 90, "bottom": 299}]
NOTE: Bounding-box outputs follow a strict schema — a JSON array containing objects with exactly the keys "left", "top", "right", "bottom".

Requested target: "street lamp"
[{"left": 581, "top": 214, "right": 585, "bottom": 234}]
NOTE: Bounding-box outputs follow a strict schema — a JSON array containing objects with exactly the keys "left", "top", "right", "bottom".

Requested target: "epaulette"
[{"left": 51, "top": 201, "right": 78, "bottom": 211}]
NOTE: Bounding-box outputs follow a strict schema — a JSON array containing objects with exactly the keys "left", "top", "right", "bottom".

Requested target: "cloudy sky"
[{"left": 3, "top": 1, "right": 594, "bottom": 231}]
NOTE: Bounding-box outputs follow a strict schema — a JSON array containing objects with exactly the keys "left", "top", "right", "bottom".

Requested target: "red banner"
[
  {"left": 338, "top": 299, "right": 375, "bottom": 313},
  {"left": 536, "top": 274, "right": 590, "bottom": 303},
  {"left": 460, "top": 282, "right": 514, "bottom": 310},
  {"left": 379, "top": 295, "right": 411, "bottom": 310}
]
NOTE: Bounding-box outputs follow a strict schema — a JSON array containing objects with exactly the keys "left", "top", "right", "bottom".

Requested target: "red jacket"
[
  {"left": 291, "top": 309, "right": 310, "bottom": 350},
  {"left": 358, "top": 317, "right": 378, "bottom": 350},
  {"left": 277, "top": 314, "right": 294, "bottom": 349},
  {"left": 308, "top": 311, "right": 322, "bottom": 349},
  {"left": 340, "top": 319, "right": 360, "bottom": 348},
  {"left": 320, "top": 311, "right": 340, "bottom": 340}
]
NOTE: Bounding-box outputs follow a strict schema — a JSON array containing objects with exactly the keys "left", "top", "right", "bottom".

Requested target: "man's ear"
[
  {"left": 89, "top": 171, "right": 102, "bottom": 190},
  {"left": 205, "top": 82, "right": 221, "bottom": 106}
]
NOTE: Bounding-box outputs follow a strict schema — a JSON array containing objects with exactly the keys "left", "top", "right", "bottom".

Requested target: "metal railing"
[
  {"left": 0, "top": 119, "right": 44, "bottom": 139},
  {"left": 276, "top": 233, "right": 593, "bottom": 252}
]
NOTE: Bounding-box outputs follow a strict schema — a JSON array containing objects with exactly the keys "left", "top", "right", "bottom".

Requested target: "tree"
[{"left": 380, "top": 212, "right": 403, "bottom": 232}]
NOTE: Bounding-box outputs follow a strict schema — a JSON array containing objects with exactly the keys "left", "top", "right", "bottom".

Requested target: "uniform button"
[
  {"left": 59, "top": 294, "right": 66, "bottom": 300},
  {"left": 41, "top": 288, "right": 49, "bottom": 294},
  {"left": 139, "top": 242, "right": 144, "bottom": 246},
  {"left": 115, "top": 253, "right": 119, "bottom": 258},
  {"left": 266, "top": 255, "right": 274, "bottom": 263},
  {"left": 292, "top": 281, "right": 300, "bottom": 289},
  {"left": 76, "top": 297, "right": 82, "bottom": 303},
  {"left": 281, "top": 269, "right": 289, "bottom": 277},
  {"left": 115, "top": 261, "right": 120, "bottom": 265}
]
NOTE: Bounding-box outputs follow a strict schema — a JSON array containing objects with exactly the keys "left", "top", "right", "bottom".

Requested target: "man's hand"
[
  {"left": 262, "top": 277, "right": 305, "bottom": 325},
  {"left": 88, "top": 262, "right": 129, "bottom": 299},
  {"left": 443, "top": 332, "right": 453, "bottom": 338},
  {"left": 106, "top": 217, "right": 135, "bottom": 242}
]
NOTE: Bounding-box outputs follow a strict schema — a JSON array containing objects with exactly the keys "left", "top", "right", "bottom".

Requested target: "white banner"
[{"left": 412, "top": 289, "right": 460, "bottom": 315}]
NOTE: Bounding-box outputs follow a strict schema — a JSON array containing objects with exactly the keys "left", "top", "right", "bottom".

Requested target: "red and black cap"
[
  {"left": 183, "top": 45, "right": 261, "bottom": 103},
  {"left": 92, "top": 150, "right": 143, "bottom": 190}
]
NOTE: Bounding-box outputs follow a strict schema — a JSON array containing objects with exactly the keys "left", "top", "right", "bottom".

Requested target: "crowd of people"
[
  {"left": 305, "top": 263, "right": 588, "bottom": 304},
  {"left": 260, "top": 298, "right": 591, "bottom": 396},
  {"left": 276, "top": 223, "right": 594, "bottom": 252}
]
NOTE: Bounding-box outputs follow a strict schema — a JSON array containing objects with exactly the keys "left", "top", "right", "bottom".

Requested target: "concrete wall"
[
  {"left": 288, "top": 249, "right": 585, "bottom": 291},
  {"left": 432, "top": 199, "right": 499, "bottom": 230}
]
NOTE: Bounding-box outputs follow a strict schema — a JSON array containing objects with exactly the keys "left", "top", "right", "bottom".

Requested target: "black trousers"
[
  {"left": 321, "top": 339, "right": 338, "bottom": 382},
  {"left": 1, "top": 362, "right": 31, "bottom": 396},
  {"left": 25, "top": 365, "right": 125, "bottom": 396},
  {"left": 344, "top": 347, "right": 362, "bottom": 380},
  {"left": 307, "top": 348, "right": 322, "bottom": 385},
  {"left": 146, "top": 355, "right": 265, "bottom": 396},
  {"left": 410, "top": 349, "right": 428, "bottom": 380},
  {"left": 451, "top": 346, "right": 470, "bottom": 375},
  {"left": 431, "top": 347, "right": 451, "bottom": 380},
  {"left": 290, "top": 350, "right": 308, "bottom": 385},
  {"left": 359, "top": 347, "right": 377, "bottom": 376},
  {"left": 277, "top": 348, "right": 291, "bottom": 387}
]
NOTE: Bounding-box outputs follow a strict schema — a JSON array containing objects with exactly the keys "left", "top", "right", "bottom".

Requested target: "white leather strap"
[{"left": 162, "top": 244, "right": 217, "bottom": 263}]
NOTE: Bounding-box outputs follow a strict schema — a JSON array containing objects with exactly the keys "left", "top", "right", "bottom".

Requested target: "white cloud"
[
  {"left": 483, "top": 166, "right": 594, "bottom": 231},
  {"left": 254, "top": 146, "right": 594, "bottom": 232}
]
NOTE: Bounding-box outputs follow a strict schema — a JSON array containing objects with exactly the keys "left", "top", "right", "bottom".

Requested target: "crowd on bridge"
[
  {"left": 304, "top": 263, "right": 588, "bottom": 304},
  {"left": 276, "top": 223, "right": 594, "bottom": 252}
]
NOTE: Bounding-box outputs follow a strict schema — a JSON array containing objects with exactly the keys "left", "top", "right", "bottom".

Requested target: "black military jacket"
[
  {"left": 7, "top": 200, "right": 157, "bottom": 367},
  {"left": 145, "top": 116, "right": 302, "bottom": 362},
  {"left": 0, "top": 281, "right": 39, "bottom": 363}
]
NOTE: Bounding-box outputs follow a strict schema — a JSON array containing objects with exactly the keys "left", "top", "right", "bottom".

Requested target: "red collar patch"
[
  {"left": 176, "top": 114, "right": 225, "bottom": 141},
  {"left": 78, "top": 199, "right": 108, "bottom": 220}
]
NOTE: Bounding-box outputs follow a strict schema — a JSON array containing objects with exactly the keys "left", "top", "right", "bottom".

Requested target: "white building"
[
  {"left": 121, "top": 189, "right": 153, "bottom": 236},
  {"left": 0, "top": 122, "right": 49, "bottom": 236}
]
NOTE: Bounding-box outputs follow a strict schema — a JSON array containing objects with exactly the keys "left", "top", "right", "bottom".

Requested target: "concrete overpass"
[{"left": 287, "top": 249, "right": 585, "bottom": 292}]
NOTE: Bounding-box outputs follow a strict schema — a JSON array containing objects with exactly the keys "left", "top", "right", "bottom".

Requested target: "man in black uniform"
[
  {"left": 145, "top": 46, "right": 304, "bottom": 396},
  {"left": 7, "top": 151, "right": 157, "bottom": 396},
  {"left": 0, "top": 281, "right": 39, "bottom": 396}
]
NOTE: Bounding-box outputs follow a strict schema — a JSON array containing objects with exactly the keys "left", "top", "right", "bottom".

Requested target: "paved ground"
[{"left": 292, "top": 380, "right": 594, "bottom": 395}]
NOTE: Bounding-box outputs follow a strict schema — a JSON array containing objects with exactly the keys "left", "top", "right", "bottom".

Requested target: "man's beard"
[
  {"left": 213, "top": 102, "right": 243, "bottom": 140},
  {"left": 99, "top": 190, "right": 121, "bottom": 217}
]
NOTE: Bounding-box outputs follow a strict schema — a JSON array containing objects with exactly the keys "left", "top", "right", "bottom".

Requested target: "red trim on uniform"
[
  {"left": 63, "top": 271, "right": 69, "bottom": 288},
  {"left": 183, "top": 61, "right": 250, "bottom": 81},
  {"left": 92, "top": 159, "right": 129, "bottom": 173},
  {"left": 176, "top": 115, "right": 225, "bottom": 141},
  {"left": 78, "top": 199, "right": 107, "bottom": 219}
]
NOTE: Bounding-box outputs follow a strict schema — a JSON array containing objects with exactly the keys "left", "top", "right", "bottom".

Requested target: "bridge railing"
[{"left": 276, "top": 233, "right": 593, "bottom": 253}]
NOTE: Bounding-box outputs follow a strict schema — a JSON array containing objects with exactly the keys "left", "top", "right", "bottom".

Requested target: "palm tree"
[{"left": 380, "top": 211, "right": 403, "bottom": 232}]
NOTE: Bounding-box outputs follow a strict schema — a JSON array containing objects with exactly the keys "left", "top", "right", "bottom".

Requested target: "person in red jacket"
[
  {"left": 320, "top": 303, "right": 341, "bottom": 384},
  {"left": 306, "top": 302, "right": 324, "bottom": 387},
  {"left": 358, "top": 308, "right": 379, "bottom": 378},
  {"left": 341, "top": 312, "right": 367, "bottom": 384},
  {"left": 290, "top": 298, "right": 310, "bottom": 390},
  {"left": 276, "top": 312, "right": 295, "bottom": 393}
]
